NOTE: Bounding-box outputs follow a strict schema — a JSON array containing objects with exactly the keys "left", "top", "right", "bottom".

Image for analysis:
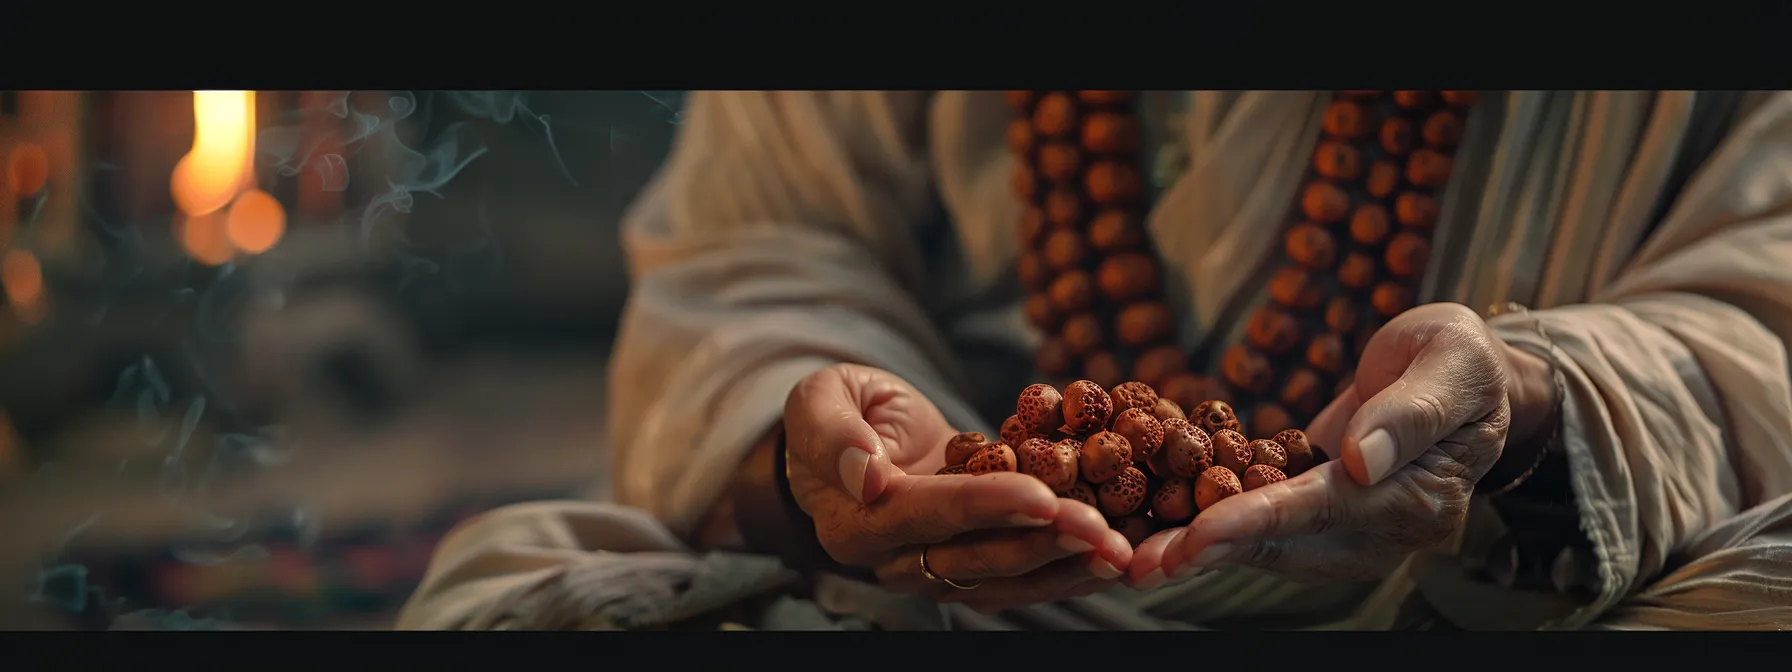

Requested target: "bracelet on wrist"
[{"left": 1478, "top": 303, "right": 1566, "bottom": 497}]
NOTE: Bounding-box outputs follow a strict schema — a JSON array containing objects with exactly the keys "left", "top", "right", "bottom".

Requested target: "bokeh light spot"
[
  {"left": 225, "top": 188, "right": 286, "bottom": 255},
  {"left": 177, "top": 212, "right": 234, "bottom": 266},
  {"left": 2, "top": 248, "right": 43, "bottom": 306},
  {"left": 7, "top": 144, "right": 49, "bottom": 197}
]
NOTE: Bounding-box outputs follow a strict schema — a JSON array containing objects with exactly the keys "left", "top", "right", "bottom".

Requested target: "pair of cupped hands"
[{"left": 785, "top": 303, "right": 1517, "bottom": 614}]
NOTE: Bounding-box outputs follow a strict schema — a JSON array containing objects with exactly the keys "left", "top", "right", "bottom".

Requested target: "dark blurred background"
[{"left": 0, "top": 90, "right": 685, "bottom": 629}]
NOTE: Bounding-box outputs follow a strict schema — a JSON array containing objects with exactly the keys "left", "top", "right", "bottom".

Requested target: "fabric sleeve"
[
  {"left": 607, "top": 91, "right": 985, "bottom": 542},
  {"left": 1484, "top": 92, "right": 1792, "bottom": 628}
]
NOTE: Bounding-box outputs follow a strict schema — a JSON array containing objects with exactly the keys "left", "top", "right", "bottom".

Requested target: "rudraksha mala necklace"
[{"left": 1010, "top": 90, "right": 1477, "bottom": 437}]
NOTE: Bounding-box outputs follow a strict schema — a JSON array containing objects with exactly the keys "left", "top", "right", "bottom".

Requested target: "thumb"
[
  {"left": 1341, "top": 326, "right": 1503, "bottom": 487},
  {"left": 784, "top": 366, "right": 899, "bottom": 504}
]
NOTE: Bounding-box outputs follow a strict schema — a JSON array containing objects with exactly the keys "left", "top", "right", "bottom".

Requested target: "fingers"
[
  {"left": 874, "top": 527, "right": 1088, "bottom": 590},
  {"left": 1166, "top": 529, "right": 1380, "bottom": 582},
  {"left": 785, "top": 365, "right": 896, "bottom": 503},
  {"left": 850, "top": 472, "right": 1059, "bottom": 552},
  {"left": 1162, "top": 461, "right": 1354, "bottom": 577},
  {"left": 1050, "top": 498, "right": 1135, "bottom": 569},
  {"left": 1125, "top": 528, "right": 1185, "bottom": 589},
  {"left": 1343, "top": 309, "right": 1505, "bottom": 486}
]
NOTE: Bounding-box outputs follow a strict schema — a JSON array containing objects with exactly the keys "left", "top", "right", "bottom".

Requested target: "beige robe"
[{"left": 397, "top": 91, "right": 1792, "bottom": 631}]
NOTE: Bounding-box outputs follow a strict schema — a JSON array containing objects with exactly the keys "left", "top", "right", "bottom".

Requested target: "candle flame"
[{"left": 171, "top": 91, "right": 254, "bottom": 219}]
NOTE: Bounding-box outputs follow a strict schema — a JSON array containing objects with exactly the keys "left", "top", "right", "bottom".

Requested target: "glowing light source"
[
  {"left": 177, "top": 212, "right": 235, "bottom": 266},
  {"left": 225, "top": 187, "right": 286, "bottom": 254},
  {"left": 1, "top": 248, "right": 43, "bottom": 306},
  {"left": 170, "top": 91, "right": 255, "bottom": 219},
  {"left": 6, "top": 144, "right": 49, "bottom": 197}
]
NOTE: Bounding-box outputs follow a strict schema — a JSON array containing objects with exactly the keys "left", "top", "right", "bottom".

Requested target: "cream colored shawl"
[{"left": 398, "top": 91, "right": 1792, "bottom": 631}]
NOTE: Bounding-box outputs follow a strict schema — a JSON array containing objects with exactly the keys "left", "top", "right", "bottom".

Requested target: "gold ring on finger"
[{"left": 919, "top": 544, "right": 981, "bottom": 590}]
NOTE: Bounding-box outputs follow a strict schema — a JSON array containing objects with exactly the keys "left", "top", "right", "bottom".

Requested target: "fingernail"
[
  {"left": 1089, "top": 558, "right": 1123, "bottom": 579},
  {"left": 1357, "top": 428, "right": 1396, "bottom": 483},
  {"left": 1133, "top": 569, "right": 1166, "bottom": 591},
  {"left": 838, "top": 448, "right": 872, "bottom": 503},
  {"left": 1057, "top": 535, "right": 1095, "bottom": 553}
]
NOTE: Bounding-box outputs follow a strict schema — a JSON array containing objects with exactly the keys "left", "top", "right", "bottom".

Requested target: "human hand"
[
  {"left": 1129, "top": 303, "right": 1516, "bottom": 587},
  {"left": 785, "top": 364, "right": 1131, "bottom": 611}
]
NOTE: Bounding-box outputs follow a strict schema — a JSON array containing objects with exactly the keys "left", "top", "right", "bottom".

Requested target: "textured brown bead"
[
  {"left": 1306, "top": 332, "right": 1348, "bottom": 374},
  {"left": 1044, "top": 189, "right": 1085, "bottom": 229},
  {"left": 1242, "top": 464, "right": 1287, "bottom": 491},
  {"left": 945, "top": 431, "right": 991, "bottom": 467},
  {"left": 1024, "top": 293, "right": 1060, "bottom": 329},
  {"left": 1012, "top": 163, "right": 1039, "bottom": 201},
  {"left": 1032, "top": 92, "right": 1078, "bottom": 137},
  {"left": 1006, "top": 91, "right": 1037, "bottom": 111},
  {"left": 1301, "top": 181, "right": 1351, "bottom": 224},
  {"left": 1083, "top": 351, "right": 1125, "bottom": 390},
  {"left": 1043, "top": 229, "right": 1087, "bottom": 271},
  {"left": 1096, "top": 253, "right": 1159, "bottom": 302},
  {"left": 1062, "top": 314, "right": 1105, "bottom": 357},
  {"left": 1017, "top": 383, "right": 1066, "bottom": 433},
  {"left": 1322, "top": 99, "right": 1372, "bottom": 139},
  {"left": 1318, "top": 297, "right": 1354, "bottom": 335},
  {"left": 1080, "top": 112, "right": 1141, "bottom": 154},
  {"left": 1098, "top": 466, "right": 1149, "bottom": 516},
  {"left": 1246, "top": 307, "right": 1304, "bottom": 356},
  {"left": 1248, "top": 439, "right": 1288, "bottom": 470},
  {"left": 1393, "top": 90, "right": 1436, "bottom": 109},
  {"left": 1441, "top": 90, "right": 1478, "bottom": 108},
  {"left": 1063, "top": 380, "right": 1114, "bottom": 434},
  {"left": 1338, "top": 251, "right": 1378, "bottom": 291},
  {"left": 1019, "top": 207, "right": 1048, "bottom": 247},
  {"left": 1110, "top": 381, "right": 1160, "bottom": 417},
  {"left": 1000, "top": 415, "right": 1038, "bottom": 450},
  {"left": 1007, "top": 117, "right": 1035, "bottom": 156},
  {"left": 1366, "top": 160, "right": 1402, "bottom": 199},
  {"left": 1117, "top": 302, "right": 1173, "bottom": 347},
  {"left": 966, "top": 443, "right": 1018, "bottom": 475},
  {"left": 1195, "top": 466, "right": 1243, "bottom": 511},
  {"left": 1111, "top": 515, "right": 1156, "bottom": 547},
  {"left": 1112, "top": 407, "right": 1165, "bottom": 461},
  {"left": 1085, "top": 161, "right": 1142, "bottom": 206},
  {"left": 1324, "top": 295, "right": 1360, "bottom": 333},
  {"left": 1159, "top": 418, "right": 1212, "bottom": 478},
  {"left": 1190, "top": 399, "right": 1241, "bottom": 437},
  {"left": 1211, "top": 429, "right": 1253, "bottom": 475},
  {"left": 1422, "top": 110, "right": 1465, "bottom": 150},
  {"left": 1152, "top": 397, "right": 1187, "bottom": 423},
  {"left": 1036, "top": 337, "right": 1076, "bottom": 378},
  {"left": 1349, "top": 203, "right": 1393, "bottom": 246},
  {"left": 1019, "top": 437, "right": 1080, "bottom": 493},
  {"left": 1406, "top": 149, "right": 1453, "bottom": 189},
  {"left": 1249, "top": 403, "right": 1294, "bottom": 438},
  {"left": 1385, "top": 231, "right": 1432, "bottom": 278},
  {"left": 1132, "top": 345, "right": 1187, "bottom": 388},
  {"left": 1280, "top": 367, "right": 1327, "bottom": 416},
  {"left": 1274, "top": 429, "right": 1317, "bottom": 476},
  {"left": 1380, "top": 117, "right": 1415, "bottom": 156},
  {"left": 1313, "top": 141, "right": 1362, "bottom": 181},
  {"left": 1038, "top": 143, "right": 1082, "bottom": 185},
  {"left": 1048, "top": 269, "right": 1096, "bottom": 314},
  {"left": 1018, "top": 252, "right": 1048, "bottom": 291},
  {"left": 1064, "top": 480, "right": 1099, "bottom": 508},
  {"left": 936, "top": 464, "right": 968, "bottom": 476},
  {"left": 1151, "top": 478, "right": 1196, "bottom": 524},
  {"left": 1221, "top": 344, "right": 1274, "bottom": 394},
  {"left": 1285, "top": 223, "right": 1338, "bottom": 270},
  {"left": 1080, "top": 430, "right": 1131, "bottom": 483},
  {"left": 1371, "top": 282, "right": 1415, "bottom": 317},
  {"left": 1163, "top": 375, "right": 1223, "bottom": 416},
  {"left": 1076, "top": 91, "right": 1135, "bottom": 105},
  {"left": 1395, "top": 192, "right": 1440, "bottom": 229},
  {"left": 1088, "top": 210, "right": 1146, "bottom": 252},
  {"left": 1269, "top": 266, "right": 1327, "bottom": 309}
]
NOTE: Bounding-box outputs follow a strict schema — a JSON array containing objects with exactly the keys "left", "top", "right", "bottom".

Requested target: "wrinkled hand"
[
  {"left": 1130, "top": 303, "right": 1512, "bottom": 587},
  {"left": 786, "top": 364, "right": 1131, "bottom": 612}
]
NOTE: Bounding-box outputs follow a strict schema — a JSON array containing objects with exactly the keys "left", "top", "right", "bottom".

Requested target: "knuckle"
[
  {"left": 1244, "top": 539, "right": 1284, "bottom": 568},
  {"left": 1407, "top": 390, "right": 1452, "bottom": 435}
]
